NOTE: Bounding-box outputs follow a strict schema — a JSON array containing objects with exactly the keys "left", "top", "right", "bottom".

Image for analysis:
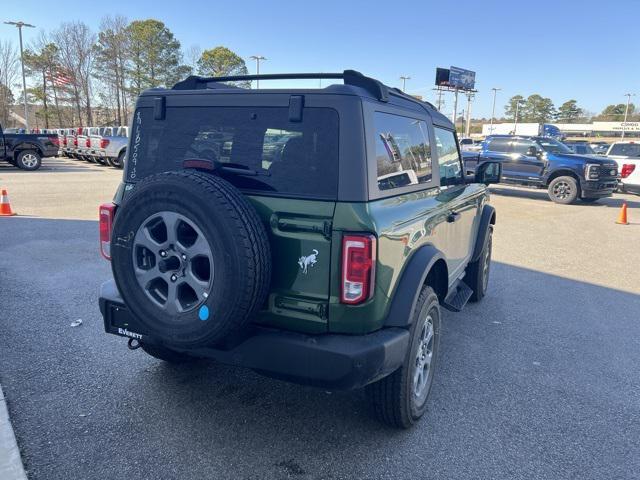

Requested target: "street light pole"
[
  {"left": 621, "top": 93, "right": 635, "bottom": 139},
  {"left": 249, "top": 55, "right": 266, "bottom": 89},
  {"left": 489, "top": 87, "right": 501, "bottom": 134},
  {"left": 400, "top": 76, "right": 411, "bottom": 92},
  {"left": 4, "top": 21, "right": 35, "bottom": 131}
]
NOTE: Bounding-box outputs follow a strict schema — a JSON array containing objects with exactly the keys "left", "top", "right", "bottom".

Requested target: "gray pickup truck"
[{"left": 93, "top": 126, "right": 128, "bottom": 168}]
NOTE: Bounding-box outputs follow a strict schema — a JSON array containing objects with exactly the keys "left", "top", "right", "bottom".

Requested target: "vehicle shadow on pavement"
[
  {"left": 0, "top": 157, "right": 112, "bottom": 174},
  {"left": 490, "top": 186, "right": 640, "bottom": 208},
  {"left": 1, "top": 217, "right": 639, "bottom": 479}
]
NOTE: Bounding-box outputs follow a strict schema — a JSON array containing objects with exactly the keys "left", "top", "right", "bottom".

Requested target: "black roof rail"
[
  {"left": 388, "top": 87, "right": 437, "bottom": 110},
  {"left": 172, "top": 69, "right": 389, "bottom": 102}
]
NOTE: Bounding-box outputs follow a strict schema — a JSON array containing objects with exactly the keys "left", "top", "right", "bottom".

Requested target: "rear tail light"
[
  {"left": 621, "top": 164, "right": 636, "bottom": 178},
  {"left": 73, "top": 137, "right": 78, "bottom": 147},
  {"left": 63, "top": 137, "right": 67, "bottom": 146},
  {"left": 99, "top": 203, "right": 116, "bottom": 260},
  {"left": 100, "top": 138, "right": 110, "bottom": 149},
  {"left": 86, "top": 138, "right": 91, "bottom": 148},
  {"left": 341, "top": 234, "right": 376, "bottom": 304}
]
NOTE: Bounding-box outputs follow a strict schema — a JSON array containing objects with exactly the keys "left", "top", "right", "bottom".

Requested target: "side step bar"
[{"left": 442, "top": 280, "right": 473, "bottom": 312}]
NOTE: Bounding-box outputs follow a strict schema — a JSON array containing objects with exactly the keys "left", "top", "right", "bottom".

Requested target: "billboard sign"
[
  {"left": 435, "top": 68, "right": 450, "bottom": 87},
  {"left": 448, "top": 66, "right": 475, "bottom": 90}
]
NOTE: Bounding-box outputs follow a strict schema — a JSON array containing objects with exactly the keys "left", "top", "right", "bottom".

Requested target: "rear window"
[
  {"left": 609, "top": 143, "right": 640, "bottom": 157},
  {"left": 127, "top": 106, "right": 339, "bottom": 199}
]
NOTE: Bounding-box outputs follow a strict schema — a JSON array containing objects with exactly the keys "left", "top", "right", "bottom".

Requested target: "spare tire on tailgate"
[{"left": 111, "top": 170, "right": 271, "bottom": 348}]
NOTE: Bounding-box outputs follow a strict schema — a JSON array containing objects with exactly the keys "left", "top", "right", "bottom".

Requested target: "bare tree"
[
  {"left": 95, "top": 15, "right": 129, "bottom": 125},
  {"left": 0, "top": 40, "right": 19, "bottom": 126},
  {"left": 184, "top": 44, "right": 202, "bottom": 76},
  {"left": 53, "top": 22, "right": 96, "bottom": 125}
]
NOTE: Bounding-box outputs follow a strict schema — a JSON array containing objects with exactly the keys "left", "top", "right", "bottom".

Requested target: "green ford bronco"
[{"left": 98, "top": 70, "right": 500, "bottom": 428}]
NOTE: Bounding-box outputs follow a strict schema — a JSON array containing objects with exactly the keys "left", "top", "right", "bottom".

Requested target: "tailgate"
[{"left": 249, "top": 196, "right": 336, "bottom": 333}]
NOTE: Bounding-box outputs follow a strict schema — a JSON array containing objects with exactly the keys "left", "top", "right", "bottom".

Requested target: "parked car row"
[{"left": 58, "top": 126, "right": 128, "bottom": 168}]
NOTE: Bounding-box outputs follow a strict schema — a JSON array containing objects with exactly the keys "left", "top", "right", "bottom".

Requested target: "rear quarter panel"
[{"left": 328, "top": 183, "right": 486, "bottom": 334}]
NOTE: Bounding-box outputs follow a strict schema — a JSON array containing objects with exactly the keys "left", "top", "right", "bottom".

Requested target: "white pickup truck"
[{"left": 606, "top": 142, "right": 640, "bottom": 195}]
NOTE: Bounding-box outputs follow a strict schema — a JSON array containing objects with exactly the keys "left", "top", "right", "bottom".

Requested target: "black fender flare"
[
  {"left": 470, "top": 204, "right": 496, "bottom": 263},
  {"left": 384, "top": 245, "right": 447, "bottom": 328},
  {"left": 13, "top": 142, "right": 43, "bottom": 158}
]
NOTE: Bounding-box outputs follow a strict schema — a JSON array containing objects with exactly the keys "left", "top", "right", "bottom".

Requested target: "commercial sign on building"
[{"left": 591, "top": 122, "right": 640, "bottom": 132}]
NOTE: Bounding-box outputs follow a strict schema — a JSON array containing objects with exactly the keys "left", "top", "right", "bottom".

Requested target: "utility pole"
[
  {"left": 489, "top": 87, "right": 501, "bottom": 135},
  {"left": 622, "top": 93, "right": 635, "bottom": 139},
  {"left": 513, "top": 99, "right": 524, "bottom": 134},
  {"left": 452, "top": 89, "right": 459, "bottom": 124},
  {"left": 465, "top": 92, "right": 474, "bottom": 138},
  {"left": 399, "top": 76, "right": 411, "bottom": 92},
  {"left": 4, "top": 21, "right": 35, "bottom": 131},
  {"left": 249, "top": 55, "right": 266, "bottom": 89},
  {"left": 433, "top": 88, "right": 444, "bottom": 110}
]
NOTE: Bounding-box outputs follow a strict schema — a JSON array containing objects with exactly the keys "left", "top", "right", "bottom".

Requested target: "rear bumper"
[
  {"left": 99, "top": 280, "right": 409, "bottom": 390},
  {"left": 620, "top": 182, "right": 640, "bottom": 195},
  {"left": 580, "top": 179, "right": 617, "bottom": 198}
]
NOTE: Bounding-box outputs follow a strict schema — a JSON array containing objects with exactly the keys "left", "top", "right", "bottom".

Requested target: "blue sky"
[{"left": 2, "top": 0, "right": 638, "bottom": 118}]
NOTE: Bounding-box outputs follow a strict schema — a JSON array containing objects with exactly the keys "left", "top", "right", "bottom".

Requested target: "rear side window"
[
  {"left": 433, "top": 127, "right": 463, "bottom": 186},
  {"left": 374, "top": 112, "right": 432, "bottom": 191},
  {"left": 486, "top": 138, "right": 511, "bottom": 152},
  {"left": 511, "top": 139, "right": 537, "bottom": 155},
  {"left": 609, "top": 143, "right": 640, "bottom": 157},
  {"left": 128, "top": 106, "right": 339, "bottom": 199}
]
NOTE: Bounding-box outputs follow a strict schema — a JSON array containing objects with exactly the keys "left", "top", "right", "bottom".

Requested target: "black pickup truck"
[
  {"left": 462, "top": 135, "right": 618, "bottom": 204},
  {"left": 0, "top": 124, "right": 59, "bottom": 170}
]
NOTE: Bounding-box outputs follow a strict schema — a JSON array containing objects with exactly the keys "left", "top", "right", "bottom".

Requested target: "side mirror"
[
  {"left": 475, "top": 161, "right": 502, "bottom": 185},
  {"left": 526, "top": 146, "right": 538, "bottom": 156}
]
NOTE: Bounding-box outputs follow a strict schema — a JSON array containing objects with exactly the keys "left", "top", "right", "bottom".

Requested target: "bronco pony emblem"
[{"left": 298, "top": 249, "right": 319, "bottom": 274}]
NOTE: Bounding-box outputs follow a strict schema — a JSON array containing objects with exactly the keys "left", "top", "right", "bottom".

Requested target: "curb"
[{"left": 0, "top": 384, "right": 28, "bottom": 480}]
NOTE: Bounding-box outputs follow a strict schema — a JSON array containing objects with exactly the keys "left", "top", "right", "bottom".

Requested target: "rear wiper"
[{"left": 183, "top": 158, "right": 270, "bottom": 176}]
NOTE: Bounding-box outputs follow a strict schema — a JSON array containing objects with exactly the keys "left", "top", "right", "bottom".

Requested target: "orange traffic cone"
[
  {"left": 616, "top": 202, "right": 628, "bottom": 225},
  {"left": 0, "top": 189, "right": 16, "bottom": 216}
]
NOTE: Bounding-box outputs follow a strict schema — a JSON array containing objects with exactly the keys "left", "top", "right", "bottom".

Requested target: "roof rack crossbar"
[{"left": 172, "top": 70, "right": 389, "bottom": 102}]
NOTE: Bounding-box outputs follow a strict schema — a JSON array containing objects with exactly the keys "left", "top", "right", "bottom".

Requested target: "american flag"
[{"left": 47, "top": 69, "right": 74, "bottom": 87}]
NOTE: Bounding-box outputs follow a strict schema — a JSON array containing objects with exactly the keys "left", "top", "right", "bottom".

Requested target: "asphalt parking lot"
[{"left": 1, "top": 156, "right": 639, "bottom": 479}]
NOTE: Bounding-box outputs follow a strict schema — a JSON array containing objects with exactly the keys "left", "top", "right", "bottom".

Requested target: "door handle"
[{"left": 447, "top": 211, "right": 461, "bottom": 223}]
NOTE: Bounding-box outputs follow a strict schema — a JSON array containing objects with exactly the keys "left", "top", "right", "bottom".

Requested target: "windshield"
[
  {"left": 609, "top": 143, "right": 640, "bottom": 157},
  {"left": 537, "top": 138, "right": 573, "bottom": 154}
]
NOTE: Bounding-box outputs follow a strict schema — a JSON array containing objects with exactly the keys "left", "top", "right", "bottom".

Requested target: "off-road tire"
[
  {"left": 15, "top": 150, "right": 42, "bottom": 171},
  {"left": 548, "top": 176, "right": 579, "bottom": 204},
  {"left": 366, "top": 286, "right": 440, "bottom": 429},
  {"left": 111, "top": 170, "right": 271, "bottom": 348},
  {"left": 466, "top": 227, "right": 493, "bottom": 302},
  {"left": 140, "top": 343, "right": 196, "bottom": 364}
]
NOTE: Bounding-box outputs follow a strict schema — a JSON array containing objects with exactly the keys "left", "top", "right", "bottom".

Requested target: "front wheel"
[
  {"left": 366, "top": 286, "right": 440, "bottom": 429},
  {"left": 548, "top": 176, "right": 579, "bottom": 204},
  {"left": 16, "top": 150, "right": 42, "bottom": 171}
]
